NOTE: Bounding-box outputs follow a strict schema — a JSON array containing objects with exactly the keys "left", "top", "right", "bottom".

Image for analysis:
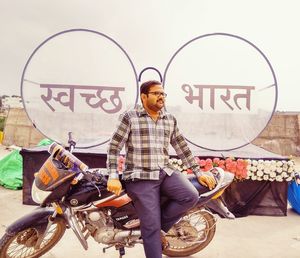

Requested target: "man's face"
[{"left": 142, "top": 84, "right": 166, "bottom": 112}]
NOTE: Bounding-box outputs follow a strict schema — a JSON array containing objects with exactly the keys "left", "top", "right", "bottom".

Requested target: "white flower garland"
[
  {"left": 169, "top": 158, "right": 187, "bottom": 172},
  {"left": 245, "top": 159, "right": 295, "bottom": 182},
  {"left": 169, "top": 158, "right": 296, "bottom": 182}
]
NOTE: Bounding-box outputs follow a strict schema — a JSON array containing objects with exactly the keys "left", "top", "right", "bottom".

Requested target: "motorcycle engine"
[
  {"left": 85, "top": 211, "right": 115, "bottom": 244},
  {"left": 85, "top": 210, "right": 140, "bottom": 245}
]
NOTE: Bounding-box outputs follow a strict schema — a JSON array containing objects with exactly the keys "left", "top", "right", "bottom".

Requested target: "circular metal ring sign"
[
  {"left": 163, "top": 33, "right": 277, "bottom": 151},
  {"left": 21, "top": 31, "right": 277, "bottom": 151},
  {"left": 21, "top": 29, "right": 138, "bottom": 148}
]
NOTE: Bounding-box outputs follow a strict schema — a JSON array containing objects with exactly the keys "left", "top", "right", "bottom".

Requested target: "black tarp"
[
  {"left": 21, "top": 143, "right": 289, "bottom": 217},
  {"left": 223, "top": 180, "right": 288, "bottom": 217}
]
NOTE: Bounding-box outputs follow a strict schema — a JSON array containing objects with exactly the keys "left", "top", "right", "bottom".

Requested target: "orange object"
[
  {"left": 211, "top": 189, "right": 225, "bottom": 199},
  {"left": 49, "top": 142, "right": 88, "bottom": 172},
  {"left": 96, "top": 194, "right": 132, "bottom": 208}
]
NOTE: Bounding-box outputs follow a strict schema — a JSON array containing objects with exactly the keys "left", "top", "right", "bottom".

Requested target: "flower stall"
[
  {"left": 168, "top": 157, "right": 295, "bottom": 182},
  {"left": 169, "top": 156, "right": 296, "bottom": 217}
]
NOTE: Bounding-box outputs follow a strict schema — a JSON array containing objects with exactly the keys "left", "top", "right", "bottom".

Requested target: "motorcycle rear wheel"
[
  {"left": 0, "top": 217, "right": 66, "bottom": 258},
  {"left": 163, "top": 209, "right": 216, "bottom": 257}
]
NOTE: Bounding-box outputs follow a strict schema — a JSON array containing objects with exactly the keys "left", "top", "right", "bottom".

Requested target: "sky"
[{"left": 0, "top": 0, "right": 300, "bottom": 112}]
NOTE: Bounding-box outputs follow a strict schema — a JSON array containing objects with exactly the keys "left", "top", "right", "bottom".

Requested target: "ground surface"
[{"left": 1, "top": 145, "right": 300, "bottom": 258}]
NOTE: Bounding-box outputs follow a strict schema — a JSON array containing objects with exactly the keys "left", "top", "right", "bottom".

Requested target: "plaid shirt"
[{"left": 107, "top": 105, "right": 201, "bottom": 180}]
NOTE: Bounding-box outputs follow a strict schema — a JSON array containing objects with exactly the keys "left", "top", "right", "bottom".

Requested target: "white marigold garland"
[{"left": 245, "top": 159, "right": 295, "bottom": 182}]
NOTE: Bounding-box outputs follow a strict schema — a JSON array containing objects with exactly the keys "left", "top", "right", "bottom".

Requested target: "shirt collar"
[{"left": 136, "top": 104, "right": 167, "bottom": 119}]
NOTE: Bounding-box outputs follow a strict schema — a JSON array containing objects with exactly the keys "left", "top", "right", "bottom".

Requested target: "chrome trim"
[
  {"left": 114, "top": 230, "right": 141, "bottom": 241},
  {"left": 34, "top": 211, "right": 57, "bottom": 248},
  {"left": 71, "top": 203, "right": 96, "bottom": 211}
]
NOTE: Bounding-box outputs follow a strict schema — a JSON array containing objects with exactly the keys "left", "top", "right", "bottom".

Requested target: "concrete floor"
[
  {"left": 1, "top": 186, "right": 300, "bottom": 258},
  {"left": 1, "top": 146, "right": 300, "bottom": 257}
]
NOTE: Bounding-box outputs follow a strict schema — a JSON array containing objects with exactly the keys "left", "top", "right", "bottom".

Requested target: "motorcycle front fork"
[
  {"left": 63, "top": 206, "right": 89, "bottom": 250},
  {"left": 34, "top": 208, "right": 58, "bottom": 249}
]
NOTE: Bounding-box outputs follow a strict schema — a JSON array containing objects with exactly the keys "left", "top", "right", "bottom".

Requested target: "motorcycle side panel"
[
  {"left": 96, "top": 193, "right": 132, "bottom": 208},
  {"left": 110, "top": 202, "right": 139, "bottom": 229}
]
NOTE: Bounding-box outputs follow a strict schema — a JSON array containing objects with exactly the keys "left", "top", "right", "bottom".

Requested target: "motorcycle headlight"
[{"left": 31, "top": 179, "right": 52, "bottom": 204}]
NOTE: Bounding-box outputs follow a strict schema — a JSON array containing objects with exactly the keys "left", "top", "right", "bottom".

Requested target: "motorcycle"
[{"left": 0, "top": 141, "right": 234, "bottom": 258}]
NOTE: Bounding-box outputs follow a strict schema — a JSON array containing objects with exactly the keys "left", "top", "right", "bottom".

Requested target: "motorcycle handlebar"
[
  {"left": 81, "top": 169, "right": 108, "bottom": 185},
  {"left": 200, "top": 167, "right": 226, "bottom": 198},
  {"left": 68, "top": 132, "right": 76, "bottom": 152}
]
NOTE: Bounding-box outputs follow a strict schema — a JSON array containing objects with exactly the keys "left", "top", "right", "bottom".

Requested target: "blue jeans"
[{"left": 125, "top": 170, "right": 199, "bottom": 258}]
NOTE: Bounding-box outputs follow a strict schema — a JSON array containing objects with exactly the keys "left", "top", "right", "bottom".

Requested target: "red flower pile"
[{"left": 194, "top": 157, "right": 249, "bottom": 180}]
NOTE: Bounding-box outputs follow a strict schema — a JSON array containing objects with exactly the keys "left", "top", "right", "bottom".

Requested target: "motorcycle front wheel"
[
  {"left": 163, "top": 209, "right": 216, "bottom": 257},
  {"left": 0, "top": 217, "right": 66, "bottom": 258}
]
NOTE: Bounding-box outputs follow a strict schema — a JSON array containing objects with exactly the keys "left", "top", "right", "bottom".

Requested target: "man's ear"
[{"left": 141, "top": 93, "right": 147, "bottom": 103}]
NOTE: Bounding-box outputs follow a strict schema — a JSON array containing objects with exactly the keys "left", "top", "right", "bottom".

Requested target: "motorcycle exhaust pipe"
[{"left": 114, "top": 230, "right": 141, "bottom": 241}]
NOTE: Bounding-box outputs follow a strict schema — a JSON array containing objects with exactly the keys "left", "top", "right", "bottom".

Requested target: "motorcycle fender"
[{"left": 5, "top": 207, "right": 57, "bottom": 235}]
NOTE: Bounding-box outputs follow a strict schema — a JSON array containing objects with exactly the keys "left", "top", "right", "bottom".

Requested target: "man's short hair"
[{"left": 140, "top": 80, "right": 162, "bottom": 95}]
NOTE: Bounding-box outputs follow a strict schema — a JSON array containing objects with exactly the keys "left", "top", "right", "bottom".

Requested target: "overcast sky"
[{"left": 1, "top": 0, "right": 299, "bottom": 112}]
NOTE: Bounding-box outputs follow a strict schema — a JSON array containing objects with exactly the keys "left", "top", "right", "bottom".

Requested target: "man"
[{"left": 107, "top": 80, "right": 216, "bottom": 258}]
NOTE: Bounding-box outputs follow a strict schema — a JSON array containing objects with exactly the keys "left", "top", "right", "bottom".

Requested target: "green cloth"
[
  {"left": 0, "top": 150, "right": 22, "bottom": 190},
  {"left": 0, "top": 138, "right": 53, "bottom": 190},
  {"left": 37, "top": 138, "right": 53, "bottom": 146}
]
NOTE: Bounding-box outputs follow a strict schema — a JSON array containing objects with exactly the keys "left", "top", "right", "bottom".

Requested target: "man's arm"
[
  {"left": 170, "top": 117, "right": 200, "bottom": 174},
  {"left": 106, "top": 112, "right": 130, "bottom": 195},
  {"left": 170, "top": 117, "right": 216, "bottom": 190}
]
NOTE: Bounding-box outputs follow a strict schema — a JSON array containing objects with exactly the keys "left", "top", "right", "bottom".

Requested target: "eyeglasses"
[{"left": 147, "top": 91, "right": 167, "bottom": 98}]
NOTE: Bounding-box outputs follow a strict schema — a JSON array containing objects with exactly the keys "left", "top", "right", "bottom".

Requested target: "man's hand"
[
  {"left": 107, "top": 179, "right": 122, "bottom": 196},
  {"left": 198, "top": 174, "right": 216, "bottom": 190}
]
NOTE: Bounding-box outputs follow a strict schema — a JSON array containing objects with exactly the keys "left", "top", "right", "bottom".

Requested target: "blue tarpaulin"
[{"left": 288, "top": 181, "right": 300, "bottom": 214}]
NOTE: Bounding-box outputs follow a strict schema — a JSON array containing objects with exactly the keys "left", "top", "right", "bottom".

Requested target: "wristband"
[{"left": 109, "top": 173, "right": 119, "bottom": 180}]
